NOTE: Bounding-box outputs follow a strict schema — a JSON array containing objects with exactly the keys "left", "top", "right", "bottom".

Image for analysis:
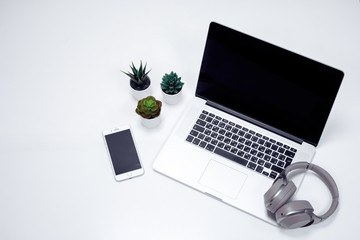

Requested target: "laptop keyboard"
[{"left": 185, "top": 110, "right": 297, "bottom": 179}]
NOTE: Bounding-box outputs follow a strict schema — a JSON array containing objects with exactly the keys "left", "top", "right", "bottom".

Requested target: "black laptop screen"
[{"left": 196, "top": 22, "right": 343, "bottom": 146}]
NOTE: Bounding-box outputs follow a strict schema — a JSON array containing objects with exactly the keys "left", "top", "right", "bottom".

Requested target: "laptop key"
[
  {"left": 192, "top": 138, "right": 200, "bottom": 145},
  {"left": 196, "top": 119, "right": 206, "bottom": 126},
  {"left": 193, "top": 124, "right": 205, "bottom": 132},
  {"left": 256, "top": 166, "right": 263, "bottom": 173},
  {"left": 271, "top": 164, "right": 283, "bottom": 174},
  {"left": 199, "top": 114, "right": 206, "bottom": 120},
  {"left": 198, "top": 133, "right": 205, "bottom": 140},
  {"left": 244, "top": 153, "right": 251, "bottom": 160},
  {"left": 247, "top": 162, "right": 256, "bottom": 170},
  {"left": 190, "top": 130, "right": 199, "bottom": 137},
  {"left": 214, "top": 147, "right": 248, "bottom": 167},
  {"left": 284, "top": 150, "right": 295, "bottom": 158},
  {"left": 205, "top": 116, "right": 213, "bottom": 122},
  {"left": 270, "top": 172, "right": 277, "bottom": 179},
  {"left": 212, "top": 119, "right": 220, "bottom": 125},
  {"left": 284, "top": 157, "right": 293, "bottom": 167},
  {"left": 231, "top": 134, "right": 239, "bottom": 141},
  {"left": 217, "top": 135, "right": 225, "bottom": 141},
  {"left": 277, "top": 161, "right": 285, "bottom": 167},
  {"left": 257, "top": 159, "right": 265, "bottom": 166},
  {"left": 186, "top": 135, "right": 194, "bottom": 142},
  {"left": 285, "top": 157, "right": 293, "bottom": 164},
  {"left": 237, "top": 151, "right": 245, "bottom": 157},
  {"left": 205, "top": 144, "right": 215, "bottom": 152},
  {"left": 217, "top": 142, "right": 225, "bottom": 148},
  {"left": 230, "top": 148, "right": 237, "bottom": 154},
  {"left": 199, "top": 141, "right": 207, "bottom": 148},
  {"left": 204, "top": 129, "right": 211, "bottom": 135},
  {"left": 278, "top": 147, "right": 285, "bottom": 154},
  {"left": 224, "top": 145, "right": 231, "bottom": 151},
  {"left": 210, "top": 132, "right": 218, "bottom": 138},
  {"left": 205, "top": 123, "right": 213, "bottom": 129},
  {"left": 204, "top": 136, "right": 212, "bottom": 142},
  {"left": 218, "top": 129, "right": 226, "bottom": 135}
]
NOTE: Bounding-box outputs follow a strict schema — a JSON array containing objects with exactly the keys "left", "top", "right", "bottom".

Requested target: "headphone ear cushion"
[
  {"left": 275, "top": 200, "right": 315, "bottom": 229},
  {"left": 264, "top": 179, "right": 297, "bottom": 213}
]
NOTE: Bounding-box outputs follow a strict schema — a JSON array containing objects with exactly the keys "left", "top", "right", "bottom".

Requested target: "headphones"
[{"left": 264, "top": 162, "right": 339, "bottom": 229}]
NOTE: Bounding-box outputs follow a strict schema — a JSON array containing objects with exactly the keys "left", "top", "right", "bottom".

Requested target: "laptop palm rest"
[{"left": 199, "top": 160, "right": 248, "bottom": 199}]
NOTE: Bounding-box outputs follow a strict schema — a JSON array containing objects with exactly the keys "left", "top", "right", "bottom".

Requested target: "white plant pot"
[
  {"left": 131, "top": 84, "right": 151, "bottom": 101},
  {"left": 130, "top": 77, "right": 151, "bottom": 100},
  {"left": 162, "top": 89, "right": 182, "bottom": 105},
  {"left": 140, "top": 115, "right": 161, "bottom": 128}
]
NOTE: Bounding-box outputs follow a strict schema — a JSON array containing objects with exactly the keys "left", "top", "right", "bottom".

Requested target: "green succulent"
[
  {"left": 122, "top": 61, "right": 151, "bottom": 86},
  {"left": 135, "top": 96, "right": 162, "bottom": 119},
  {"left": 160, "top": 71, "right": 184, "bottom": 94}
]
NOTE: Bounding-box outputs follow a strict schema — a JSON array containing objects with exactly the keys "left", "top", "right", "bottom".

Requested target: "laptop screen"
[{"left": 196, "top": 22, "right": 344, "bottom": 146}]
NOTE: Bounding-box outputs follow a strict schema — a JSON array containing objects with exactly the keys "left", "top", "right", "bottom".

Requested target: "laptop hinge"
[{"left": 206, "top": 100, "right": 303, "bottom": 145}]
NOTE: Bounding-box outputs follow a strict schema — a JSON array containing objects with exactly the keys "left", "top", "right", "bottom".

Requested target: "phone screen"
[{"left": 104, "top": 129, "right": 142, "bottom": 175}]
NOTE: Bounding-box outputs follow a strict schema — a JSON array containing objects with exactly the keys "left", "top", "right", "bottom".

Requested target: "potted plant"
[
  {"left": 160, "top": 71, "right": 184, "bottom": 104},
  {"left": 122, "top": 61, "right": 151, "bottom": 100},
  {"left": 135, "top": 96, "right": 162, "bottom": 128}
]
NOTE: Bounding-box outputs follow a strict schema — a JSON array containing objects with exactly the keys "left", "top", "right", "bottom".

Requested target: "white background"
[{"left": 1, "top": 0, "right": 359, "bottom": 239}]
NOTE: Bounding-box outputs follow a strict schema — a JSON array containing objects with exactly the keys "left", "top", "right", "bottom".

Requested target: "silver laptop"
[{"left": 153, "top": 22, "right": 344, "bottom": 224}]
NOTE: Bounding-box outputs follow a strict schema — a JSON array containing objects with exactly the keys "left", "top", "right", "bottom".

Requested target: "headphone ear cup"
[
  {"left": 264, "top": 178, "right": 282, "bottom": 212},
  {"left": 275, "top": 200, "right": 315, "bottom": 229},
  {"left": 264, "top": 179, "right": 297, "bottom": 213}
]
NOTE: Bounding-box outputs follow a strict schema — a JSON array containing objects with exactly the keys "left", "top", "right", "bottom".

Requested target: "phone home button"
[{"left": 127, "top": 172, "right": 133, "bottom": 177}]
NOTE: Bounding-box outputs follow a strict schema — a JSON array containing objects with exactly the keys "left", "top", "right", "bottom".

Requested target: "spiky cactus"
[
  {"left": 122, "top": 61, "right": 151, "bottom": 86},
  {"left": 160, "top": 71, "right": 184, "bottom": 94}
]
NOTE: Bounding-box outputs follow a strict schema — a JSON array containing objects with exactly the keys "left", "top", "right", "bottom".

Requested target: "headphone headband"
[{"left": 281, "top": 162, "right": 339, "bottom": 222}]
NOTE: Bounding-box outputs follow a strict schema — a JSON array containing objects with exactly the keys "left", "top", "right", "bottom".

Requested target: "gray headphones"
[{"left": 264, "top": 162, "right": 339, "bottom": 229}]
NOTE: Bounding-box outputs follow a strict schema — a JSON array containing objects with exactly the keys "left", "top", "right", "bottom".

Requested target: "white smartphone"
[{"left": 103, "top": 125, "right": 144, "bottom": 181}]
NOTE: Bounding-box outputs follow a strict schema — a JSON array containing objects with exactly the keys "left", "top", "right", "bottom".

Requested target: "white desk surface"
[{"left": 1, "top": 0, "right": 359, "bottom": 239}]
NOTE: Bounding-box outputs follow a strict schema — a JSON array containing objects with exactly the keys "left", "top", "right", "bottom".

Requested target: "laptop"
[{"left": 153, "top": 22, "right": 344, "bottom": 224}]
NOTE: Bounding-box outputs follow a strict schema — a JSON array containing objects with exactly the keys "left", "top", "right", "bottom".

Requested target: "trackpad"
[{"left": 199, "top": 160, "right": 247, "bottom": 199}]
